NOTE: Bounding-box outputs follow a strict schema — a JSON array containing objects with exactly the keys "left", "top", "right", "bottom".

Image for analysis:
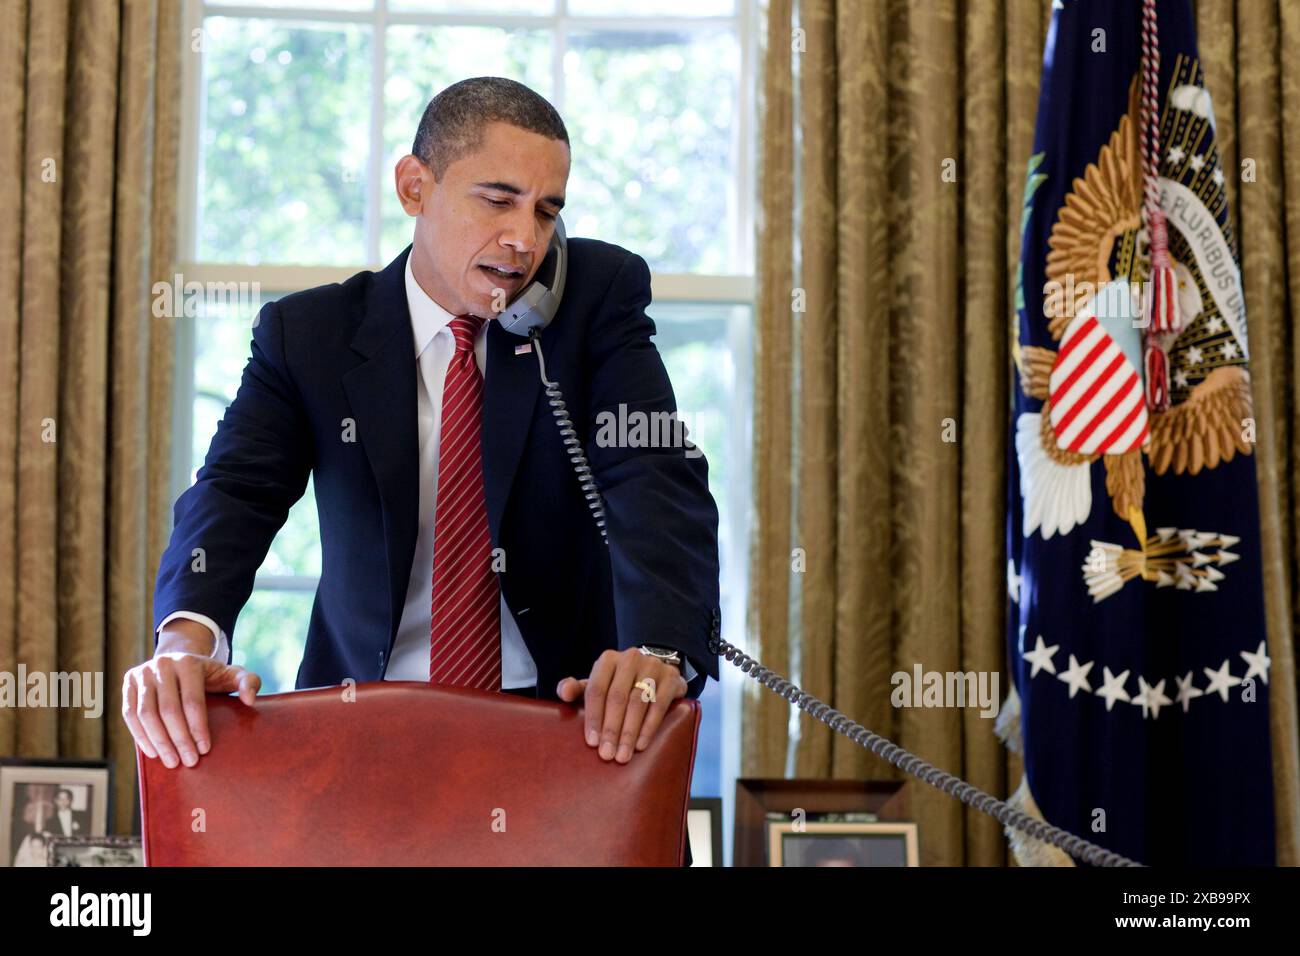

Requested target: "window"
[{"left": 176, "top": 0, "right": 755, "bottom": 832}]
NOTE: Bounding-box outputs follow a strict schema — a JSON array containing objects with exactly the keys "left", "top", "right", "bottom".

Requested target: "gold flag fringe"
[
  {"left": 994, "top": 683, "right": 1022, "bottom": 753},
  {"left": 995, "top": 684, "right": 1076, "bottom": 866},
  {"left": 1004, "top": 775, "right": 1077, "bottom": 867}
]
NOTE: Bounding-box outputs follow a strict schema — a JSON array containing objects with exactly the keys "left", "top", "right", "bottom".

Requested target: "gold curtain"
[
  {"left": 0, "top": 0, "right": 181, "bottom": 836},
  {"left": 749, "top": 0, "right": 1299, "bottom": 866}
]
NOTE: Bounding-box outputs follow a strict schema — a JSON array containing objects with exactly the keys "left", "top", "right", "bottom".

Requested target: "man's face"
[
  {"left": 55, "top": 792, "right": 71, "bottom": 810},
  {"left": 396, "top": 120, "right": 570, "bottom": 320}
]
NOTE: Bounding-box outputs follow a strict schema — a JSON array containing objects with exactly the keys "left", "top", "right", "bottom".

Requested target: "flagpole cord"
[
  {"left": 1139, "top": 0, "right": 1163, "bottom": 232},
  {"left": 1138, "top": 0, "right": 1180, "bottom": 410},
  {"left": 710, "top": 636, "right": 1145, "bottom": 867}
]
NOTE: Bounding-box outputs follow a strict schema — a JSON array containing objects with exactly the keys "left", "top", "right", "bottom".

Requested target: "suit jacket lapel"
[{"left": 341, "top": 248, "right": 419, "bottom": 638}]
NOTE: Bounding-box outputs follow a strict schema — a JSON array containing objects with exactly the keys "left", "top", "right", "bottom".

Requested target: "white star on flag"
[
  {"left": 1175, "top": 671, "right": 1204, "bottom": 713},
  {"left": 1133, "top": 676, "right": 1173, "bottom": 720},
  {"left": 1240, "top": 641, "right": 1271, "bottom": 685},
  {"left": 1096, "top": 666, "right": 1132, "bottom": 711},
  {"left": 1022, "top": 634, "right": 1059, "bottom": 677},
  {"left": 1202, "top": 658, "right": 1243, "bottom": 702},
  {"left": 1057, "top": 654, "right": 1094, "bottom": 698}
]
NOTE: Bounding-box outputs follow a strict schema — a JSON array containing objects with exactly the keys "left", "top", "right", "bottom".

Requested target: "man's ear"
[{"left": 394, "top": 154, "right": 426, "bottom": 216}]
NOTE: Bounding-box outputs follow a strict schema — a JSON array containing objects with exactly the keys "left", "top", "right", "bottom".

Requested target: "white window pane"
[
  {"left": 568, "top": 0, "right": 734, "bottom": 16},
  {"left": 381, "top": 25, "right": 553, "bottom": 263},
  {"left": 563, "top": 30, "right": 739, "bottom": 273},
  {"left": 390, "top": 0, "right": 555, "bottom": 12},
  {"left": 190, "top": 282, "right": 264, "bottom": 472},
  {"left": 207, "top": 0, "right": 371, "bottom": 9},
  {"left": 648, "top": 302, "right": 744, "bottom": 517},
  {"left": 198, "top": 17, "right": 371, "bottom": 264}
]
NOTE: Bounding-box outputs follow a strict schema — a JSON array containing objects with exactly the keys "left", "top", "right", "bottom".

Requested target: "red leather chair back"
[{"left": 138, "top": 681, "right": 700, "bottom": 866}]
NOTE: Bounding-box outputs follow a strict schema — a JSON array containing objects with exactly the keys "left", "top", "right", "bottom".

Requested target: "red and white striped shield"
[{"left": 1048, "top": 313, "right": 1149, "bottom": 455}]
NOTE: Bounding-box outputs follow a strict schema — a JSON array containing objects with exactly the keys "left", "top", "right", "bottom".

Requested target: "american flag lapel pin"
[{"left": 514, "top": 343, "right": 532, "bottom": 356}]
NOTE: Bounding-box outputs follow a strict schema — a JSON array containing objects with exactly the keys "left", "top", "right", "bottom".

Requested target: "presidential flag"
[{"left": 1003, "top": 0, "right": 1274, "bottom": 865}]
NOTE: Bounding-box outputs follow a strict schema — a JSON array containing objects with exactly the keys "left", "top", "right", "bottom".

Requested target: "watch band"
[{"left": 639, "top": 644, "right": 684, "bottom": 670}]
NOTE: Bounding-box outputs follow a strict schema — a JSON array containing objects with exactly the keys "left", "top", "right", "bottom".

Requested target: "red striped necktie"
[{"left": 428, "top": 313, "right": 501, "bottom": 690}]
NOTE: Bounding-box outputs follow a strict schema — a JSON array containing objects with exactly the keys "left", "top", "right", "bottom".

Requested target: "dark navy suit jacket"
[{"left": 154, "top": 239, "right": 722, "bottom": 701}]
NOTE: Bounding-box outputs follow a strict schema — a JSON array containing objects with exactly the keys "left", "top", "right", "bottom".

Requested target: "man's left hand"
[{"left": 556, "top": 648, "right": 688, "bottom": 763}]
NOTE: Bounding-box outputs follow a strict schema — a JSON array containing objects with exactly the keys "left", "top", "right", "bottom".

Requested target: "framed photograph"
[
  {"left": 733, "top": 778, "right": 910, "bottom": 867},
  {"left": 46, "top": 835, "right": 143, "bottom": 868},
  {"left": 0, "top": 758, "right": 112, "bottom": 867},
  {"left": 687, "top": 797, "right": 723, "bottom": 867},
  {"left": 767, "top": 820, "right": 920, "bottom": 867}
]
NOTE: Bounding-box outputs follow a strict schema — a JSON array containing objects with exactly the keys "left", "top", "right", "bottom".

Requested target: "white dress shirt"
[{"left": 160, "top": 254, "right": 695, "bottom": 689}]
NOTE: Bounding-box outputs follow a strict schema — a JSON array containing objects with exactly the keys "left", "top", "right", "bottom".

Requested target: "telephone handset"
[
  {"left": 496, "top": 211, "right": 568, "bottom": 336},
  {"left": 494, "top": 216, "right": 1137, "bottom": 867}
]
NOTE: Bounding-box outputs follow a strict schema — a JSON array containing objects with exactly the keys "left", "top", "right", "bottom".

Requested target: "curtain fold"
[
  {"left": 1205, "top": 0, "right": 1300, "bottom": 869},
  {"left": 746, "top": 0, "right": 797, "bottom": 779},
  {"left": 0, "top": 0, "right": 180, "bottom": 837},
  {"left": 750, "top": 0, "right": 1298, "bottom": 866}
]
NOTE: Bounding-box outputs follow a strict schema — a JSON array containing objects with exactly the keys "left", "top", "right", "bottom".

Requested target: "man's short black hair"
[{"left": 411, "top": 76, "right": 569, "bottom": 182}]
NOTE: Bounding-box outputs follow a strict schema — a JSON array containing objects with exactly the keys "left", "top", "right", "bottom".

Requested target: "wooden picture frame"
[{"left": 733, "top": 778, "right": 911, "bottom": 867}]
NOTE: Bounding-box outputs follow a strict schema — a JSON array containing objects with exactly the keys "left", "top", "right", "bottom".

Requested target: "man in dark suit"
[
  {"left": 41, "top": 789, "right": 89, "bottom": 838},
  {"left": 122, "top": 77, "right": 721, "bottom": 837}
]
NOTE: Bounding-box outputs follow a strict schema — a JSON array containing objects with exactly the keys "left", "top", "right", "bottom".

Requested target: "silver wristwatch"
[{"left": 638, "top": 644, "right": 683, "bottom": 671}]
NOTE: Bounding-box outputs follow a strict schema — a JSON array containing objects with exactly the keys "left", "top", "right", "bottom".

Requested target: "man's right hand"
[{"left": 121, "top": 619, "right": 261, "bottom": 769}]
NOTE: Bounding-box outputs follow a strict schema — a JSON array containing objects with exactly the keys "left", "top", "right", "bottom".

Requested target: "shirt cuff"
[{"left": 157, "top": 611, "right": 229, "bottom": 663}]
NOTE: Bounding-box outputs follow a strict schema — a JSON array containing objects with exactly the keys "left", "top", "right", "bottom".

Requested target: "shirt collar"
[{"left": 405, "top": 252, "right": 456, "bottom": 358}]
